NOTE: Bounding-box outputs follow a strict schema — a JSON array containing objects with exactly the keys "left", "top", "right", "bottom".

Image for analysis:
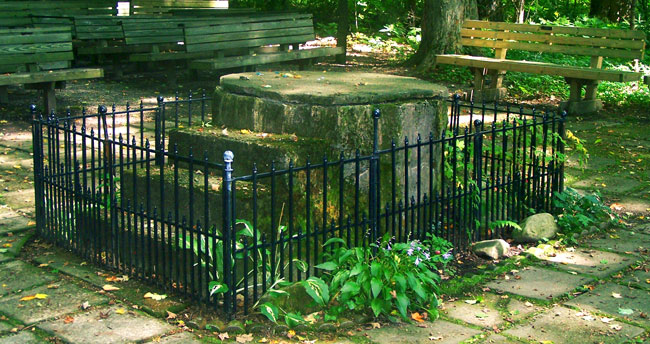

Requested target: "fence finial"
[
  {"left": 372, "top": 108, "right": 380, "bottom": 119},
  {"left": 98, "top": 105, "right": 107, "bottom": 114},
  {"left": 157, "top": 95, "right": 164, "bottom": 103},
  {"left": 224, "top": 150, "right": 234, "bottom": 164}
]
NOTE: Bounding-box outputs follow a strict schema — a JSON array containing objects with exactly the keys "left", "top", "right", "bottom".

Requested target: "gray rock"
[
  {"left": 317, "top": 323, "right": 337, "bottom": 332},
  {"left": 472, "top": 239, "right": 510, "bottom": 260},
  {"left": 514, "top": 213, "right": 558, "bottom": 243},
  {"left": 224, "top": 320, "right": 245, "bottom": 334}
]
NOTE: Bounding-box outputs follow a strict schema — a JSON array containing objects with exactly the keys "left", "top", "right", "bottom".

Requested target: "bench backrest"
[
  {"left": 462, "top": 20, "right": 646, "bottom": 61},
  {"left": 184, "top": 13, "right": 315, "bottom": 53},
  {"left": 0, "top": 27, "right": 74, "bottom": 74},
  {"left": 0, "top": 0, "right": 116, "bottom": 28},
  {"left": 73, "top": 16, "right": 125, "bottom": 41},
  {"left": 130, "top": 0, "right": 228, "bottom": 15},
  {"left": 122, "top": 17, "right": 216, "bottom": 46}
]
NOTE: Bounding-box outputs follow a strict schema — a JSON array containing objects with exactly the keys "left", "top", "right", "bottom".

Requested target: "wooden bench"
[
  {"left": 436, "top": 20, "right": 646, "bottom": 114},
  {"left": 0, "top": 27, "right": 103, "bottom": 113},
  {"left": 185, "top": 13, "right": 343, "bottom": 72},
  {"left": 0, "top": 0, "right": 116, "bottom": 28},
  {"left": 129, "top": 0, "right": 229, "bottom": 15}
]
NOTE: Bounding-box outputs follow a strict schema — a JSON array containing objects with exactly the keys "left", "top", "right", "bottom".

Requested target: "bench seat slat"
[
  {"left": 436, "top": 54, "right": 642, "bottom": 82},
  {"left": 0, "top": 67, "right": 103, "bottom": 86},
  {"left": 190, "top": 47, "right": 344, "bottom": 70},
  {"left": 185, "top": 27, "right": 314, "bottom": 45},
  {"left": 129, "top": 51, "right": 215, "bottom": 62}
]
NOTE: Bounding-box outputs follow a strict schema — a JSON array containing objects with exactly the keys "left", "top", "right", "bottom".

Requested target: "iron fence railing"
[{"left": 31, "top": 94, "right": 566, "bottom": 317}]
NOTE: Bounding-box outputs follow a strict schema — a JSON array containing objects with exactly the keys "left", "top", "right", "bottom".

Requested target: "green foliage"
[{"left": 552, "top": 188, "right": 617, "bottom": 245}]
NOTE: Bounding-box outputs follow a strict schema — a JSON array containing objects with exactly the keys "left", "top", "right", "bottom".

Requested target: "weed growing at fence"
[{"left": 553, "top": 188, "right": 618, "bottom": 245}]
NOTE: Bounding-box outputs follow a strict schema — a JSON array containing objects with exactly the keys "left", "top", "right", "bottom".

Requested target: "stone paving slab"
[
  {"left": 566, "top": 282, "right": 650, "bottom": 327},
  {"left": 619, "top": 269, "right": 650, "bottom": 291},
  {"left": 536, "top": 249, "right": 636, "bottom": 278},
  {"left": 480, "top": 334, "right": 521, "bottom": 344},
  {"left": 34, "top": 252, "right": 106, "bottom": 287},
  {"left": 0, "top": 230, "right": 34, "bottom": 256},
  {"left": 504, "top": 305, "right": 644, "bottom": 344},
  {"left": 1, "top": 190, "right": 34, "bottom": 212},
  {"left": 0, "top": 260, "right": 57, "bottom": 296},
  {"left": 0, "top": 283, "right": 109, "bottom": 325},
  {"left": 366, "top": 320, "right": 481, "bottom": 344},
  {"left": 38, "top": 305, "right": 174, "bottom": 344},
  {"left": 442, "top": 293, "right": 537, "bottom": 329},
  {"left": 486, "top": 267, "right": 593, "bottom": 300},
  {"left": 0, "top": 321, "right": 12, "bottom": 332},
  {"left": 587, "top": 230, "right": 650, "bottom": 258},
  {"left": 148, "top": 331, "right": 201, "bottom": 343},
  {"left": 0, "top": 331, "right": 43, "bottom": 344},
  {"left": 0, "top": 213, "right": 33, "bottom": 235}
]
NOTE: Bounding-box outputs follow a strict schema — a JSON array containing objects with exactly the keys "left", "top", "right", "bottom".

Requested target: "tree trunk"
[
  {"left": 405, "top": 0, "right": 465, "bottom": 72},
  {"left": 477, "top": 0, "right": 504, "bottom": 20},
  {"left": 335, "top": 0, "right": 348, "bottom": 64},
  {"left": 590, "top": 0, "right": 633, "bottom": 22}
]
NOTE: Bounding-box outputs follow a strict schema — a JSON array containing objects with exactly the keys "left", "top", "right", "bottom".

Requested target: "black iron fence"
[{"left": 31, "top": 94, "right": 566, "bottom": 317}]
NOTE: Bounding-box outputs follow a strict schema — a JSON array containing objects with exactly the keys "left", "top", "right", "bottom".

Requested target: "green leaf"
[
  {"left": 208, "top": 281, "right": 228, "bottom": 296},
  {"left": 393, "top": 274, "right": 407, "bottom": 292},
  {"left": 406, "top": 272, "right": 427, "bottom": 301},
  {"left": 395, "top": 292, "right": 409, "bottom": 319},
  {"left": 268, "top": 289, "right": 289, "bottom": 298},
  {"left": 322, "top": 237, "right": 346, "bottom": 247},
  {"left": 338, "top": 250, "right": 353, "bottom": 264},
  {"left": 0, "top": 248, "right": 7, "bottom": 253},
  {"left": 350, "top": 263, "right": 364, "bottom": 277},
  {"left": 618, "top": 308, "right": 634, "bottom": 315},
  {"left": 341, "top": 281, "right": 360, "bottom": 296},
  {"left": 315, "top": 261, "right": 338, "bottom": 271},
  {"left": 301, "top": 276, "right": 329, "bottom": 306},
  {"left": 371, "top": 261, "right": 382, "bottom": 277},
  {"left": 259, "top": 302, "right": 279, "bottom": 323},
  {"left": 370, "top": 277, "right": 382, "bottom": 299},
  {"left": 235, "top": 219, "right": 255, "bottom": 237},
  {"left": 293, "top": 259, "right": 308, "bottom": 272},
  {"left": 284, "top": 312, "right": 304, "bottom": 328},
  {"left": 371, "top": 298, "right": 384, "bottom": 317}
]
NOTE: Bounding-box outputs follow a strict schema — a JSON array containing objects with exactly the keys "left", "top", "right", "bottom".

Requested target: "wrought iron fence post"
[
  {"left": 222, "top": 150, "right": 234, "bottom": 317},
  {"left": 155, "top": 96, "right": 164, "bottom": 166},
  {"left": 558, "top": 111, "right": 567, "bottom": 193},
  {"left": 31, "top": 105, "right": 43, "bottom": 235},
  {"left": 472, "top": 120, "right": 483, "bottom": 242},
  {"left": 369, "top": 109, "right": 380, "bottom": 252}
]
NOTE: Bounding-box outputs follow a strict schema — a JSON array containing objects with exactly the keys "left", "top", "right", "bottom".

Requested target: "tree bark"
[
  {"left": 405, "top": 0, "right": 465, "bottom": 72},
  {"left": 335, "top": 0, "right": 348, "bottom": 64},
  {"left": 590, "top": 0, "right": 633, "bottom": 22},
  {"left": 477, "top": 0, "right": 504, "bottom": 20}
]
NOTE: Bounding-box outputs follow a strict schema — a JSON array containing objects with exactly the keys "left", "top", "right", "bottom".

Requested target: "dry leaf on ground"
[
  {"left": 235, "top": 333, "right": 253, "bottom": 343},
  {"left": 102, "top": 284, "right": 120, "bottom": 291}
]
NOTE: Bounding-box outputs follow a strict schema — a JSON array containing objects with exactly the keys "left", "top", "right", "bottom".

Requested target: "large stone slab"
[
  {"left": 486, "top": 266, "right": 593, "bottom": 300},
  {"left": 0, "top": 260, "right": 56, "bottom": 296},
  {"left": 566, "top": 282, "right": 650, "bottom": 327},
  {"left": 38, "top": 305, "right": 173, "bottom": 344},
  {"left": 366, "top": 320, "right": 481, "bottom": 344},
  {"left": 0, "top": 212, "right": 33, "bottom": 235},
  {"left": 505, "top": 305, "right": 644, "bottom": 344},
  {"left": 480, "top": 334, "right": 521, "bottom": 344},
  {"left": 442, "top": 293, "right": 537, "bottom": 329},
  {"left": 536, "top": 249, "right": 636, "bottom": 278},
  {"left": 0, "top": 283, "right": 108, "bottom": 324},
  {"left": 619, "top": 268, "right": 650, "bottom": 291},
  {"left": 0, "top": 331, "right": 43, "bottom": 344},
  {"left": 587, "top": 230, "right": 650, "bottom": 258},
  {"left": 0, "top": 321, "right": 12, "bottom": 332},
  {"left": 213, "top": 72, "right": 448, "bottom": 152},
  {"left": 0, "top": 230, "right": 34, "bottom": 256}
]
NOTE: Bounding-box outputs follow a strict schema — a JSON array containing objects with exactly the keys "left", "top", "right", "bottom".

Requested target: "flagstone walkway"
[{"left": 1, "top": 117, "right": 649, "bottom": 343}]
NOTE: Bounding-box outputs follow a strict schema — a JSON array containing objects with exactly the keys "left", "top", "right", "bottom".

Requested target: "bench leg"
[
  {"left": 0, "top": 86, "right": 7, "bottom": 103},
  {"left": 561, "top": 78, "right": 602, "bottom": 115},
  {"left": 43, "top": 85, "right": 56, "bottom": 115},
  {"left": 471, "top": 68, "right": 507, "bottom": 102}
]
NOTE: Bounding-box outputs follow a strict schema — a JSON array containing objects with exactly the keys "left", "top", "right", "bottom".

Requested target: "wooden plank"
[
  {"left": 0, "top": 67, "right": 103, "bottom": 86},
  {"left": 0, "top": 27, "right": 72, "bottom": 35},
  {"left": 0, "top": 42, "right": 72, "bottom": 55},
  {"left": 190, "top": 46, "right": 342, "bottom": 69},
  {"left": 463, "top": 20, "right": 646, "bottom": 40},
  {"left": 0, "top": 52, "right": 74, "bottom": 65},
  {"left": 0, "top": 33, "right": 71, "bottom": 45},
  {"left": 185, "top": 18, "right": 314, "bottom": 36},
  {"left": 460, "top": 28, "right": 646, "bottom": 50},
  {"left": 128, "top": 50, "right": 214, "bottom": 62},
  {"left": 436, "top": 54, "right": 642, "bottom": 82},
  {"left": 186, "top": 27, "right": 314, "bottom": 45},
  {"left": 460, "top": 38, "right": 643, "bottom": 59},
  {"left": 76, "top": 44, "right": 153, "bottom": 55},
  {"left": 76, "top": 32, "right": 124, "bottom": 40},
  {"left": 187, "top": 34, "right": 315, "bottom": 53}
]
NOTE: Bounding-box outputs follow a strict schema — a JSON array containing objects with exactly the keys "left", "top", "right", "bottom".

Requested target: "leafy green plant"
[{"left": 553, "top": 188, "right": 617, "bottom": 245}]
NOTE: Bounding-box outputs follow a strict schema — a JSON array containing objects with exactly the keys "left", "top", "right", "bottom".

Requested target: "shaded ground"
[{"left": 0, "top": 54, "right": 649, "bottom": 343}]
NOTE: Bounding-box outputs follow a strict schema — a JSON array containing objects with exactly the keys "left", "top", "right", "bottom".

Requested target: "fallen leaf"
[
  {"left": 143, "top": 292, "right": 167, "bottom": 300},
  {"left": 236, "top": 333, "right": 253, "bottom": 343},
  {"left": 115, "top": 308, "right": 126, "bottom": 315},
  {"left": 612, "top": 292, "right": 623, "bottom": 299},
  {"left": 370, "top": 322, "right": 381, "bottom": 329},
  {"left": 81, "top": 301, "right": 91, "bottom": 310},
  {"left": 47, "top": 284, "right": 59, "bottom": 289},
  {"left": 524, "top": 301, "right": 534, "bottom": 307},
  {"left": 64, "top": 316, "right": 74, "bottom": 324},
  {"left": 464, "top": 299, "right": 478, "bottom": 305},
  {"left": 475, "top": 312, "right": 488, "bottom": 319},
  {"left": 601, "top": 317, "right": 614, "bottom": 323},
  {"left": 20, "top": 295, "right": 36, "bottom": 301},
  {"left": 287, "top": 330, "right": 296, "bottom": 339},
  {"left": 411, "top": 312, "right": 425, "bottom": 322},
  {"left": 429, "top": 336, "right": 443, "bottom": 341},
  {"left": 618, "top": 308, "right": 634, "bottom": 316},
  {"left": 102, "top": 284, "right": 120, "bottom": 291},
  {"left": 610, "top": 324, "right": 622, "bottom": 331},
  {"left": 166, "top": 311, "right": 177, "bottom": 320},
  {"left": 582, "top": 315, "right": 595, "bottom": 321},
  {"left": 218, "top": 332, "right": 229, "bottom": 341},
  {"left": 99, "top": 310, "right": 111, "bottom": 319},
  {"left": 38, "top": 263, "right": 48, "bottom": 268}
]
